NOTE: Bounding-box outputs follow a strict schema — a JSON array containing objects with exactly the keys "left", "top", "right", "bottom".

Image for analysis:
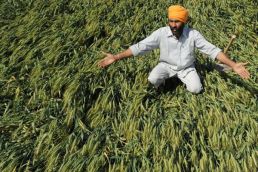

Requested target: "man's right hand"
[{"left": 98, "top": 52, "right": 117, "bottom": 68}]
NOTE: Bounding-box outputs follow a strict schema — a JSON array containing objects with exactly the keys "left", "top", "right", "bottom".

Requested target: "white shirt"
[{"left": 129, "top": 26, "right": 222, "bottom": 70}]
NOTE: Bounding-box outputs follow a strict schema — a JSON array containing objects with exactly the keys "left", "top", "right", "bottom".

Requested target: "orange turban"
[{"left": 168, "top": 5, "right": 188, "bottom": 23}]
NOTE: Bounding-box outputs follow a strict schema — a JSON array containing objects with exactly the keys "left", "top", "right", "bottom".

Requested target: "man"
[{"left": 98, "top": 5, "right": 250, "bottom": 94}]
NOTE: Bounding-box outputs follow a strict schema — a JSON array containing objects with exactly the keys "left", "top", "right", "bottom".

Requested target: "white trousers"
[{"left": 148, "top": 62, "right": 203, "bottom": 94}]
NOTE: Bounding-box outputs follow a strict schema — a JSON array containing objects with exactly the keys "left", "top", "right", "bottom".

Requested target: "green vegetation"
[{"left": 0, "top": 0, "right": 257, "bottom": 171}]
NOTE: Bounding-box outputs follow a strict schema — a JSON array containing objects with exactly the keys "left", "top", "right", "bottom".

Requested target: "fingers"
[
  {"left": 242, "top": 70, "right": 250, "bottom": 79},
  {"left": 98, "top": 59, "right": 109, "bottom": 68},
  {"left": 101, "top": 51, "right": 108, "bottom": 56},
  {"left": 98, "top": 57, "right": 115, "bottom": 68},
  {"left": 98, "top": 55, "right": 107, "bottom": 67},
  {"left": 239, "top": 62, "right": 249, "bottom": 66},
  {"left": 101, "top": 51, "right": 112, "bottom": 57},
  {"left": 99, "top": 51, "right": 112, "bottom": 68},
  {"left": 240, "top": 71, "right": 249, "bottom": 79},
  {"left": 243, "top": 67, "right": 250, "bottom": 79},
  {"left": 238, "top": 68, "right": 250, "bottom": 79},
  {"left": 98, "top": 59, "right": 104, "bottom": 68},
  {"left": 233, "top": 62, "right": 250, "bottom": 79}
]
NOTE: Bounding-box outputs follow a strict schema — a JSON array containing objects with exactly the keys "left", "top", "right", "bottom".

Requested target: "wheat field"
[{"left": 0, "top": 0, "right": 257, "bottom": 171}]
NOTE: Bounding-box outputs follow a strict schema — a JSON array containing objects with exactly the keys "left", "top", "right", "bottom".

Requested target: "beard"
[{"left": 170, "top": 24, "right": 184, "bottom": 36}]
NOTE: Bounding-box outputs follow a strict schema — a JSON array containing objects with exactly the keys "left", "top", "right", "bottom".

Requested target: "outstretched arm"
[
  {"left": 98, "top": 48, "right": 133, "bottom": 68},
  {"left": 98, "top": 28, "right": 161, "bottom": 68},
  {"left": 216, "top": 52, "right": 250, "bottom": 79}
]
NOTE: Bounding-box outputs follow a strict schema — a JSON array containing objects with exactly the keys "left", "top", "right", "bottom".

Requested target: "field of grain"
[{"left": 0, "top": 0, "right": 257, "bottom": 171}]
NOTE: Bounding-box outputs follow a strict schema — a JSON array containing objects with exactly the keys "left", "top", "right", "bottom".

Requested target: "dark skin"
[{"left": 168, "top": 19, "right": 185, "bottom": 39}]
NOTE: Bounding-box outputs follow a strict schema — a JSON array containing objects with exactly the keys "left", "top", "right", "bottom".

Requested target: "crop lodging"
[{"left": 0, "top": 0, "right": 257, "bottom": 171}]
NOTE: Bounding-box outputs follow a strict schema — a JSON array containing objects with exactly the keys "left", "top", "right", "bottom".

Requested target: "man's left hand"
[{"left": 232, "top": 62, "right": 250, "bottom": 79}]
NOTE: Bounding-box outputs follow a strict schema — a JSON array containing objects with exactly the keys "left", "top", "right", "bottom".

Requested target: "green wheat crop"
[{"left": 0, "top": 0, "right": 257, "bottom": 171}]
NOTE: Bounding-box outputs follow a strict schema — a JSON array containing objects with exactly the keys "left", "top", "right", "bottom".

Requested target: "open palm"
[
  {"left": 98, "top": 52, "right": 116, "bottom": 68},
  {"left": 232, "top": 62, "right": 250, "bottom": 79}
]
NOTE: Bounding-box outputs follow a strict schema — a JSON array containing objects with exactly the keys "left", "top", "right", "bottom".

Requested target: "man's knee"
[
  {"left": 187, "top": 84, "right": 203, "bottom": 94},
  {"left": 148, "top": 75, "right": 164, "bottom": 88}
]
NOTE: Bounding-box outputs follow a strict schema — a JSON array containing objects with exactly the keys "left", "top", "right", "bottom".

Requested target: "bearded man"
[{"left": 98, "top": 5, "right": 250, "bottom": 94}]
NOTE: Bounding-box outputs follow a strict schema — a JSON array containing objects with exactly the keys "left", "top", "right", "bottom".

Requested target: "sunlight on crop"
[{"left": 0, "top": 0, "right": 257, "bottom": 171}]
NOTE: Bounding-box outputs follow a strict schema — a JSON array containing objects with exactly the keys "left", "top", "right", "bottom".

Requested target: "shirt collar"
[{"left": 166, "top": 25, "right": 189, "bottom": 38}]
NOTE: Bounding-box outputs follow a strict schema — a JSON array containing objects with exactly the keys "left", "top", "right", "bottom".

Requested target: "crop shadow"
[
  {"left": 163, "top": 77, "right": 182, "bottom": 93},
  {"left": 195, "top": 60, "right": 258, "bottom": 96},
  {"left": 219, "top": 72, "right": 258, "bottom": 96}
]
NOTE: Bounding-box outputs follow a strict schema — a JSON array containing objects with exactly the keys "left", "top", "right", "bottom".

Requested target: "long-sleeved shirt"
[{"left": 129, "top": 26, "right": 222, "bottom": 70}]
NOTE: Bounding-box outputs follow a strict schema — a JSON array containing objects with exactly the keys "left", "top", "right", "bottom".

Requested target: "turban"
[{"left": 168, "top": 5, "right": 188, "bottom": 23}]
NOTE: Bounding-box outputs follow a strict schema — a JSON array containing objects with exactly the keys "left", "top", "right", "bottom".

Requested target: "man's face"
[{"left": 168, "top": 19, "right": 185, "bottom": 36}]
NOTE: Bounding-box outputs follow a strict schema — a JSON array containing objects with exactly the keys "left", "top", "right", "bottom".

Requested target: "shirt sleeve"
[
  {"left": 129, "top": 29, "right": 161, "bottom": 56},
  {"left": 194, "top": 30, "right": 222, "bottom": 60}
]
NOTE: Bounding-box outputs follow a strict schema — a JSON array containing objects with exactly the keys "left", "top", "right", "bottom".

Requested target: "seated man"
[{"left": 98, "top": 5, "right": 250, "bottom": 94}]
